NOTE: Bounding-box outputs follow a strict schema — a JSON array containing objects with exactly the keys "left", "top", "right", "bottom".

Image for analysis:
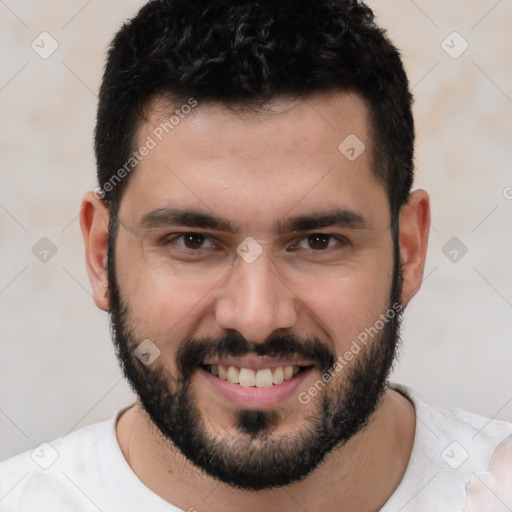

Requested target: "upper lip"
[{"left": 201, "top": 354, "right": 315, "bottom": 371}]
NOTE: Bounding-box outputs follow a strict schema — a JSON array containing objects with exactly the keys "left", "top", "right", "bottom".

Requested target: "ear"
[
  {"left": 79, "top": 191, "right": 111, "bottom": 311},
  {"left": 399, "top": 189, "right": 430, "bottom": 306}
]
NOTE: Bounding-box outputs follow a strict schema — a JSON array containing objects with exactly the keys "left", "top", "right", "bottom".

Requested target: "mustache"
[{"left": 177, "top": 332, "right": 337, "bottom": 381}]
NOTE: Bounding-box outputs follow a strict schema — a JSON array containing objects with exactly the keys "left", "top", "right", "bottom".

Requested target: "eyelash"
[
  {"left": 291, "top": 234, "right": 346, "bottom": 251},
  {"left": 162, "top": 232, "right": 349, "bottom": 252}
]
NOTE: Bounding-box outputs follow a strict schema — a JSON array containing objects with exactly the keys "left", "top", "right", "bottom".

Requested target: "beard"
[{"left": 106, "top": 217, "right": 403, "bottom": 491}]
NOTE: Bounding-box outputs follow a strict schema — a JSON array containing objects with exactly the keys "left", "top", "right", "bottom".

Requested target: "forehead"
[
  {"left": 145, "top": 90, "right": 372, "bottom": 161},
  {"left": 119, "top": 91, "right": 388, "bottom": 230}
]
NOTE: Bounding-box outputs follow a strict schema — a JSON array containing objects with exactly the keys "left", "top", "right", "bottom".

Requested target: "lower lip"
[{"left": 198, "top": 366, "right": 314, "bottom": 410}]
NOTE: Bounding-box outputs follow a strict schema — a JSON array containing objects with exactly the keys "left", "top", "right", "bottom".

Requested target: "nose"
[{"left": 214, "top": 249, "right": 298, "bottom": 343}]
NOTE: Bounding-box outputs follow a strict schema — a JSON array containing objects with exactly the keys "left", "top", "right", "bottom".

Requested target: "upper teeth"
[{"left": 209, "top": 365, "right": 300, "bottom": 387}]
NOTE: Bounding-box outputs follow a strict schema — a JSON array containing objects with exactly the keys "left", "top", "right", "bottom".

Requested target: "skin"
[
  {"left": 80, "top": 90, "right": 430, "bottom": 511},
  {"left": 460, "top": 439, "right": 512, "bottom": 511}
]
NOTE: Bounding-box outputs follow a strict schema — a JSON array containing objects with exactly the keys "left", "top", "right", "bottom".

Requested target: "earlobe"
[
  {"left": 398, "top": 189, "right": 430, "bottom": 306},
  {"left": 79, "top": 191, "right": 111, "bottom": 311}
]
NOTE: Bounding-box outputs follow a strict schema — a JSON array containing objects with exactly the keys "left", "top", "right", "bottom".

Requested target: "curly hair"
[{"left": 95, "top": 0, "right": 414, "bottom": 220}]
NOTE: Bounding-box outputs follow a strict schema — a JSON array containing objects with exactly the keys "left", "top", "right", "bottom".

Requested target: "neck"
[{"left": 116, "top": 386, "right": 415, "bottom": 512}]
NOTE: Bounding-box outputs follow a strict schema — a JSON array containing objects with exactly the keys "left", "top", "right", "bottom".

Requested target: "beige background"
[{"left": 0, "top": 1, "right": 511, "bottom": 460}]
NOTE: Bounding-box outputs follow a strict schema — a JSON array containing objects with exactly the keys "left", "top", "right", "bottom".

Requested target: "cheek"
[
  {"left": 122, "top": 276, "right": 201, "bottom": 341},
  {"left": 116, "top": 261, "right": 213, "bottom": 357},
  {"left": 298, "top": 255, "right": 393, "bottom": 348},
  {"left": 115, "top": 234, "right": 188, "bottom": 316}
]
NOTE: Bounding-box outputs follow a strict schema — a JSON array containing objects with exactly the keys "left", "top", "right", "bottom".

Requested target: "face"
[{"left": 108, "top": 92, "right": 402, "bottom": 490}]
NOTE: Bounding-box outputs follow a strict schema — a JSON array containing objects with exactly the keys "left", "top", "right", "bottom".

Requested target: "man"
[{"left": 1, "top": 0, "right": 510, "bottom": 510}]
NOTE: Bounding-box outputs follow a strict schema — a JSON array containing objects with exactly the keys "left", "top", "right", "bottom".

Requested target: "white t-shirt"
[{"left": 1, "top": 384, "right": 511, "bottom": 511}]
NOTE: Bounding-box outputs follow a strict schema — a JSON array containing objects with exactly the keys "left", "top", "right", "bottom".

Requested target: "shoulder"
[
  {"left": 384, "top": 383, "right": 512, "bottom": 512},
  {"left": 395, "top": 383, "right": 512, "bottom": 454},
  {"left": 0, "top": 419, "right": 114, "bottom": 511},
  {"left": 0, "top": 404, "right": 181, "bottom": 512}
]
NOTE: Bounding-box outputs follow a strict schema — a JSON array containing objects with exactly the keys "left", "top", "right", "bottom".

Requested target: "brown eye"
[
  {"left": 162, "top": 233, "right": 215, "bottom": 250},
  {"left": 181, "top": 233, "right": 207, "bottom": 249},
  {"left": 306, "top": 234, "right": 332, "bottom": 250},
  {"left": 290, "top": 233, "right": 347, "bottom": 252}
]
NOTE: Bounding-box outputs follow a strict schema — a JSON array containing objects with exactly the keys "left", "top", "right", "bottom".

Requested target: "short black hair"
[{"left": 95, "top": 0, "right": 414, "bottom": 220}]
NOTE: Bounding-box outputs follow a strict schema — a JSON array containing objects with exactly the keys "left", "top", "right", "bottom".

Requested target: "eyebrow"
[
  {"left": 140, "top": 208, "right": 236, "bottom": 231},
  {"left": 273, "top": 209, "right": 370, "bottom": 233},
  {"left": 139, "top": 207, "right": 370, "bottom": 233}
]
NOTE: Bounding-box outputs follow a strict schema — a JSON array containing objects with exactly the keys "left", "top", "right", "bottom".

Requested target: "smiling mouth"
[{"left": 199, "top": 364, "right": 314, "bottom": 388}]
